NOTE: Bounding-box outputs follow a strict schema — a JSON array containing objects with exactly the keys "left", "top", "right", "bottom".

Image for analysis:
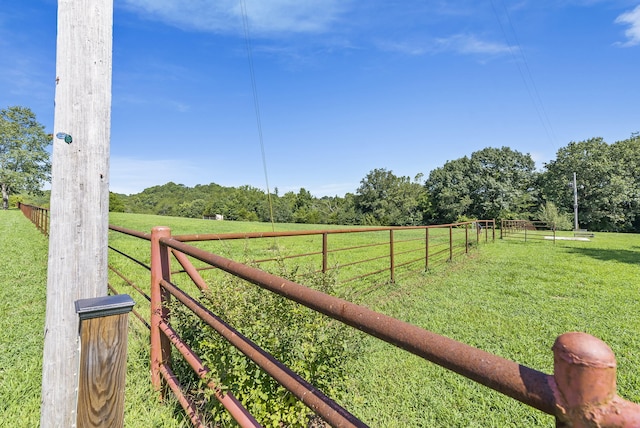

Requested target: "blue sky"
[{"left": 1, "top": 1, "right": 639, "bottom": 196}]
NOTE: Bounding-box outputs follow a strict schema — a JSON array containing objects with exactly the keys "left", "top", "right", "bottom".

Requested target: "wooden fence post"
[
  {"left": 75, "top": 294, "right": 134, "bottom": 427},
  {"left": 492, "top": 220, "right": 495, "bottom": 241},
  {"left": 41, "top": 0, "right": 113, "bottom": 424}
]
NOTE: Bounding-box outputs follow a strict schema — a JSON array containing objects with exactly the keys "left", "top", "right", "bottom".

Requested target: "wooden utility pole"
[{"left": 40, "top": 0, "right": 113, "bottom": 426}]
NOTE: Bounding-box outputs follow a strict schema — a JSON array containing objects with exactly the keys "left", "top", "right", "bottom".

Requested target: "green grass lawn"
[
  {"left": 340, "top": 232, "right": 640, "bottom": 426},
  {"left": 0, "top": 210, "right": 189, "bottom": 427},
  {"left": 3, "top": 210, "right": 640, "bottom": 427},
  {"left": 0, "top": 209, "right": 48, "bottom": 426}
]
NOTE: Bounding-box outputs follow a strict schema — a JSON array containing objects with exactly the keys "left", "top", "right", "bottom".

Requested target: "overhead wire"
[
  {"left": 490, "top": 0, "right": 558, "bottom": 152},
  {"left": 239, "top": 0, "right": 277, "bottom": 233}
]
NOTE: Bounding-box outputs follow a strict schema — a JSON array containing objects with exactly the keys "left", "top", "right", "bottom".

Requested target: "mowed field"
[{"left": 2, "top": 209, "right": 640, "bottom": 427}]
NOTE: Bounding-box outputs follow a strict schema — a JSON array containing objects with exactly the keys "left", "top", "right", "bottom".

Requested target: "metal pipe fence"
[
  {"left": 18, "top": 202, "right": 49, "bottom": 235},
  {"left": 19, "top": 205, "right": 640, "bottom": 426},
  {"left": 501, "top": 220, "right": 556, "bottom": 243},
  {"left": 105, "top": 222, "right": 640, "bottom": 427},
  {"left": 138, "top": 225, "right": 640, "bottom": 427},
  {"left": 167, "top": 220, "right": 495, "bottom": 286}
]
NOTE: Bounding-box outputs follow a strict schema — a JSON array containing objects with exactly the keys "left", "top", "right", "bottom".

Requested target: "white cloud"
[
  {"left": 378, "top": 34, "right": 510, "bottom": 57},
  {"left": 615, "top": 4, "right": 640, "bottom": 47},
  {"left": 435, "top": 34, "right": 511, "bottom": 55},
  {"left": 121, "top": 0, "right": 349, "bottom": 36}
]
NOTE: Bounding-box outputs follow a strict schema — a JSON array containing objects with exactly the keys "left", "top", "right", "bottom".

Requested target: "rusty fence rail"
[
  {"left": 105, "top": 222, "right": 640, "bottom": 427},
  {"left": 18, "top": 202, "right": 49, "bottom": 235},
  {"left": 167, "top": 220, "right": 496, "bottom": 285},
  {"left": 17, "top": 201, "right": 495, "bottom": 285},
  {"left": 19, "top": 206, "right": 640, "bottom": 426},
  {"left": 501, "top": 219, "right": 556, "bottom": 243}
]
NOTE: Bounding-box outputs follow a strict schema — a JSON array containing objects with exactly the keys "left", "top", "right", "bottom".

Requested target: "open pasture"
[{"left": 3, "top": 210, "right": 639, "bottom": 426}]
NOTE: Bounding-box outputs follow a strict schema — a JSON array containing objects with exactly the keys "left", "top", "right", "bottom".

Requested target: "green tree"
[
  {"left": 539, "top": 138, "right": 638, "bottom": 232},
  {"left": 425, "top": 147, "right": 537, "bottom": 223},
  {"left": 355, "top": 168, "right": 426, "bottom": 226},
  {"left": 609, "top": 136, "right": 640, "bottom": 231},
  {"left": 536, "top": 201, "right": 572, "bottom": 230},
  {"left": 177, "top": 198, "right": 205, "bottom": 218},
  {"left": 108, "top": 192, "right": 125, "bottom": 212},
  {"left": 0, "top": 106, "right": 51, "bottom": 209},
  {"left": 424, "top": 157, "right": 473, "bottom": 223},
  {"left": 333, "top": 193, "right": 362, "bottom": 225}
]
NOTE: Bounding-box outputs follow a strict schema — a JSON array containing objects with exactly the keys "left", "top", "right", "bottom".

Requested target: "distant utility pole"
[
  {"left": 40, "top": 0, "right": 113, "bottom": 426},
  {"left": 573, "top": 172, "right": 579, "bottom": 231}
]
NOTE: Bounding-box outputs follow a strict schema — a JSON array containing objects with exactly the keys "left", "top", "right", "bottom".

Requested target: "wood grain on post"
[
  {"left": 41, "top": 0, "right": 113, "bottom": 425},
  {"left": 75, "top": 295, "right": 134, "bottom": 428}
]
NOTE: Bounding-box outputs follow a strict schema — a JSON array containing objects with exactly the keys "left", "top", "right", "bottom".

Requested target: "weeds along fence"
[
  {"left": 501, "top": 219, "right": 556, "bottom": 242},
  {"left": 19, "top": 205, "right": 640, "bottom": 426}
]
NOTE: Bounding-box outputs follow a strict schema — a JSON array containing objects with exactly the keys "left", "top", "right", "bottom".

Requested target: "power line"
[
  {"left": 490, "top": 0, "right": 558, "bottom": 152},
  {"left": 239, "top": 0, "right": 276, "bottom": 231}
]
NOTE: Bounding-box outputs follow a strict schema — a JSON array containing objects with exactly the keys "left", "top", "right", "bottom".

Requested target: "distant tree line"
[
  {"left": 99, "top": 136, "right": 640, "bottom": 233},
  {"left": 7, "top": 118, "right": 639, "bottom": 232}
]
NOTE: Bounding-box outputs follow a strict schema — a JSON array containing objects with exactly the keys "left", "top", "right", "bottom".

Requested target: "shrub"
[
  {"left": 537, "top": 201, "right": 572, "bottom": 230},
  {"left": 168, "top": 265, "right": 360, "bottom": 427}
]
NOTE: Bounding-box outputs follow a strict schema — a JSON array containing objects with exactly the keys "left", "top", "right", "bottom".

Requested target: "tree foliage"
[
  {"left": 109, "top": 192, "right": 126, "bottom": 212},
  {"left": 0, "top": 106, "right": 51, "bottom": 209},
  {"left": 536, "top": 201, "right": 572, "bottom": 231},
  {"left": 540, "top": 137, "right": 640, "bottom": 232},
  {"left": 355, "top": 168, "right": 427, "bottom": 226},
  {"left": 20, "top": 127, "right": 639, "bottom": 232},
  {"left": 425, "top": 147, "right": 537, "bottom": 223}
]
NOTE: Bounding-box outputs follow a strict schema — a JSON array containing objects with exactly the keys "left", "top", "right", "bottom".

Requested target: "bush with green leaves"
[
  {"left": 537, "top": 201, "right": 572, "bottom": 230},
  {"left": 168, "top": 265, "right": 360, "bottom": 427}
]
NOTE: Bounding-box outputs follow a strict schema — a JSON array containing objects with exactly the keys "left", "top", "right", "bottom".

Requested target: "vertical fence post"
[
  {"left": 425, "top": 228, "right": 429, "bottom": 271},
  {"left": 75, "top": 294, "right": 135, "bottom": 427},
  {"left": 150, "top": 226, "right": 172, "bottom": 394},
  {"left": 486, "top": 220, "right": 489, "bottom": 242},
  {"left": 389, "top": 229, "right": 395, "bottom": 283},
  {"left": 552, "top": 332, "right": 618, "bottom": 427},
  {"left": 322, "top": 232, "right": 328, "bottom": 274},
  {"left": 465, "top": 223, "right": 469, "bottom": 253},
  {"left": 449, "top": 226, "right": 453, "bottom": 261}
]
